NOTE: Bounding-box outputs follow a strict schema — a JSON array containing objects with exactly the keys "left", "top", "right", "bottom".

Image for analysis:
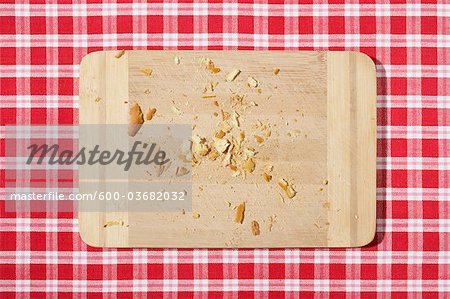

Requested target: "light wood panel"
[{"left": 78, "top": 50, "right": 376, "bottom": 247}]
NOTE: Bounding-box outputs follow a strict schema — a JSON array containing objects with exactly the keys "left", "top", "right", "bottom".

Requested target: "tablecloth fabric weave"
[{"left": 0, "top": 0, "right": 449, "bottom": 297}]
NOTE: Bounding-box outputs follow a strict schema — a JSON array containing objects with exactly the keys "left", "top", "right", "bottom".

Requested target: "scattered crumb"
[
  {"left": 231, "top": 111, "right": 240, "bottom": 127},
  {"left": 143, "top": 89, "right": 150, "bottom": 95},
  {"left": 213, "top": 112, "right": 219, "bottom": 117},
  {"left": 354, "top": 214, "right": 359, "bottom": 220},
  {"left": 273, "top": 68, "right": 280, "bottom": 75},
  {"left": 103, "top": 220, "right": 122, "bottom": 228},
  {"left": 251, "top": 220, "right": 260, "bottom": 236},
  {"left": 322, "top": 202, "right": 331, "bottom": 209},
  {"left": 128, "top": 103, "right": 144, "bottom": 137},
  {"left": 115, "top": 50, "right": 126, "bottom": 59},
  {"left": 176, "top": 166, "right": 190, "bottom": 177},
  {"left": 214, "top": 138, "right": 230, "bottom": 153},
  {"left": 235, "top": 202, "right": 245, "bottom": 224},
  {"left": 174, "top": 56, "right": 181, "bottom": 65},
  {"left": 202, "top": 58, "right": 221, "bottom": 73},
  {"left": 239, "top": 131, "right": 245, "bottom": 142},
  {"left": 263, "top": 172, "right": 272, "bottom": 182},
  {"left": 247, "top": 77, "right": 259, "bottom": 88},
  {"left": 193, "top": 212, "right": 201, "bottom": 219},
  {"left": 322, "top": 179, "right": 329, "bottom": 185},
  {"left": 213, "top": 100, "right": 219, "bottom": 107},
  {"left": 193, "top": 136, "right": 211, "bottom": 158},
  {"left": 221, "top": 110, "right": 231, "bottom": 121},
  {"left": 278, "top": 179, "right": 296, "bottom": 199},
  {"left": 140, "top": 68, "right": 153, "bottom": 76},
  {"left": 230, "top": 93, "right": 245, "bottom": 107},
  {"left": 226, "top": 69, "right": 241, "bottom": 82},
  {"left": 146, "top": 108, "right": 157, "bottom": 121},
  {"left": 94, "top": 96, "right": 101, "bottom": 102},
  {"left": 243, "top": 158, "right": 255, "bottom": 173},
  {"left": 215, "top": 130, "right": 226, "bottom": 139},
  {"left": 267, "top": 215, "right": 276, "bottom": 232},
  {"left": 202, "top": 95, "right": 217, "bottom": 99},
  {"left": 254, "top": 135, "right": 264, "bottom": 144}
]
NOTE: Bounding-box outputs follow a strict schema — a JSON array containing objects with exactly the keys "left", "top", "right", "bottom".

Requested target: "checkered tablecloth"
[{"left": 0, "top": 0, "right": 449, "bottom": 297}]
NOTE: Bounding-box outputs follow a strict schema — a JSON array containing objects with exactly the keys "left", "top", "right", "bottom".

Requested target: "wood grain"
[{"left": 78, "top": 50, "right": 376, "bottom": 248}]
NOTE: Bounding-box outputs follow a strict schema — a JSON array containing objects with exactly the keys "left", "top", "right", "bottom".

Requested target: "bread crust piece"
[{"left": 128, "top": 103, "right": 144, "bottom": 137}]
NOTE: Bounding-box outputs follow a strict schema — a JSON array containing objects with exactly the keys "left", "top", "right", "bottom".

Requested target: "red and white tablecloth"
[{"left": 0, "top": 0, "right": 449, "bottom": 297}]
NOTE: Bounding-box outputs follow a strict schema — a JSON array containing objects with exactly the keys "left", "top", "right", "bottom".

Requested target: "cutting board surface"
[{"left": 78, "top": 50, "right": 376, "bottom": 248}]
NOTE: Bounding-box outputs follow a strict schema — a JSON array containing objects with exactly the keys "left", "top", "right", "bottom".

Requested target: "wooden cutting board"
[{"left": 78, "top": 50, "right": 376, "bottom": 248}]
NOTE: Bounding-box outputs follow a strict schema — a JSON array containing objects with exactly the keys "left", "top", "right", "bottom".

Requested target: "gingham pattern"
[{"left": 0, "top": 0, "right": 449, "bottom": 297}]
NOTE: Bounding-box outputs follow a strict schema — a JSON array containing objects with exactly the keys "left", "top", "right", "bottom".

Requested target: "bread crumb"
[
  {"left": 243, "top": 158, "right": 255, "bottom": 173},
  {"left": 146, "top": 108, "right": 157, "bottom": 121},
  {"left": 176, "top": 167, "right": 190, "bottom": 177},
  {"left": 247, "top": 77, "right": 259, "bottom": 88},
  {"left": 128, "top": 103, "right": 144, "bottom": 137},
  {"left": 278, "top": 179, "right": 296, "bottom": 199},
  {"left": 235, "top": 202, "right": 245, "bottom": 223},
  {"left": 202, "top": 58, "right": 221, "bottom": 73},
  {"left": 103, "top": 220, "right": 122, "bottom": 227},
  {"left": 254, "top": 135, "right": 264, "bottom": 144},
  {"left": 221, "top": 110, "right": 231, "bottom": 121},
  {"left": 214, "top": 138, "right": 230, "bottom": 153},
  {"left": 263, "top": 172, "right": 272, "bottom": 182},
  {"left": 267, "top": 215, "right": 276, "bottom": 232},
  {"left": 208, "top": 148, "right": 220, "bottom": 161},
  {"left": 140, "top": 68, "right": 153, "bottom": 76},
  {"left": 273, "top": 68, "right": 280, "bottom": 75},
  {"left": 251, "top": 220, "right": 260, "bottom": 236},
  {"left": 239, "top": 131, "right": 245, "bottom": 142},
  {"left": 193, "top": 135, "right": 211, "bottom": 156},
  {"left": 193, "top": 212, "right": 200, "bottom": 219},
  {"left": 215, "top": 130, "right": 226, "bottom": 139},
  {"left": 174, "top": 56, "right": 181, "bottom": 65},
  {"left": 226, "top": 69, "right": 241, "bottom": 82},
  {"left": 115, "top": 50, "right": 126, "bottom": 59}
]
